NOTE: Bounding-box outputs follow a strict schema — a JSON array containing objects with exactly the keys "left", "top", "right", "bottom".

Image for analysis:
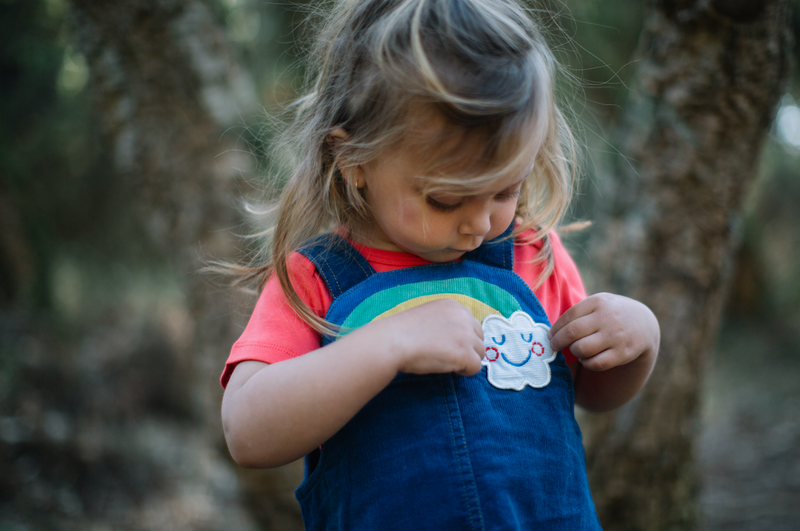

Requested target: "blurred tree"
[
  {"left": 63, "top": 0, "right": 304, "bottom": 529},
  {"left": 582, "top": 1, "right": 792, "bottom": 529},
  {"left": 66, "top": 0, "right": 253, "bottom": 410},
  {"left": 0, "top": 0, "right": 94, "bottom": 311}
]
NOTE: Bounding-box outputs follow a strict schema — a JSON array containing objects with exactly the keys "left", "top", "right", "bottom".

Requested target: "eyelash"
[
  {"left": 426, "top": 191, "right": 520, "bottom": 213},
  {"left": 426, "top": 197, "right": 460, "bottom": 212},
  {"left": 499, "top": 191, "right": 521, "bottom": 201}
]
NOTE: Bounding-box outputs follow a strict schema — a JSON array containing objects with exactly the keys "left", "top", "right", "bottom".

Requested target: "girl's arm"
[
  {"left": 221, "top": 298, "right": 485, "bottom": 468},
  {"left": 548, "top": 293, "right": 660, "bottom": 412}
]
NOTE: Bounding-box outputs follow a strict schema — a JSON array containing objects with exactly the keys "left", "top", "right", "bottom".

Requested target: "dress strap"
[
  {"left": 298, "top": 233, "right": 377, "bottom": 300},
  {"left": 464, "top": 221, "right": 515, "bottom": 271}
]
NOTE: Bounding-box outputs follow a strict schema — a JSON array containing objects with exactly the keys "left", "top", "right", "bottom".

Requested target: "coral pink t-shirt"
[{"left": 221, "top": 230, "right": 586, "bottom": 388}]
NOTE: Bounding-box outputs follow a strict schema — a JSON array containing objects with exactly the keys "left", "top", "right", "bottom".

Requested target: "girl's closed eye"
[
  {"left": 426, "top": 195, "right": 463, "bottom": 212},
  {"left": 496, "top": 190, "right": 521, "bottom": 201},
  {"left": 493, "top": 182, "right": 523, "bottom": 204},
  {"left": 425, "top": 186, "right": 521, "bottom": 212}
]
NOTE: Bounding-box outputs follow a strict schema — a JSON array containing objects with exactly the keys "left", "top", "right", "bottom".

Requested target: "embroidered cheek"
[
  {"left": 485, "top": 347, "right": 499, "bottom": 362},
  {"left": 492, "top": 335, "right": 506, "bottom": 345},
  {"left": 531, "top": 341, "right": 545, "bottom": 357}
]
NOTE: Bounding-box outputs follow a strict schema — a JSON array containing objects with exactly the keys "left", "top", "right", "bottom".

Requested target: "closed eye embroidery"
[
  {"left": 521, "top": 333, "right": 533, "bottom": 343},
  {"left": 492, "top": 335, "right": 506, "bottom": 346}
]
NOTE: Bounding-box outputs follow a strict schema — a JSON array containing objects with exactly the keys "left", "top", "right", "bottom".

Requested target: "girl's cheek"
[
  {"left": 487, "top": 204, "right": 516, "bottom": 238},
  {"left": 399, "top": 199, "right": 421, "bottom": 224}
]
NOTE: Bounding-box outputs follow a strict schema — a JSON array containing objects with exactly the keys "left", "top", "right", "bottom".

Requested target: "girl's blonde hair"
[{"left": 242, "top": 0, "right": 577, "bottom": 336}]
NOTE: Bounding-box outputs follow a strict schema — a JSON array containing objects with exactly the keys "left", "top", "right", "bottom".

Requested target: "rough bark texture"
[
  {"left": 582, "top": 1, "right": 792, "bottom": 529},
  {"left": 69, "top": 0, "right": 253, "bottom": 428},
  {"left": 62, "top": 1, "right": 304, "bottom": 529}
]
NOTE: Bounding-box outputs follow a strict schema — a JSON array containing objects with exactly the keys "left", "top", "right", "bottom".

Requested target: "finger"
[
  {"left": 564, "top": 331, "right": 609, "bottom": 361},
  {"left": 550, "top": 313, "right": 601, "bottom": 353},
  {"left": 579, "top": 348, "right": 622, "bottom": 372},
  {"left": 456, "top": 354, "right": 483, "bottom": 377},
  {"left": 549, "top": 297, "right": 597, "bottom": 339},
  {"left": 471, "top": 316, "right": 484, "bottom": 359},
  {"left": 472, "top": 319, "right": 484, "bottom": 341},
  {"left": 473, "top": 337, "right": 485, "bottom": 359}
]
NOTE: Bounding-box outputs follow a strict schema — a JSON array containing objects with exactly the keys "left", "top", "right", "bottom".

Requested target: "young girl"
[{"left": 221, "top": 0, "right": 659, "bottom": 529}]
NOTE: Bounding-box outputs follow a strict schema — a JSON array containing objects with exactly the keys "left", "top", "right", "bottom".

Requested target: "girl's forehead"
[{"left": 397, "top": 111, "right": 537, "bottom": 189}]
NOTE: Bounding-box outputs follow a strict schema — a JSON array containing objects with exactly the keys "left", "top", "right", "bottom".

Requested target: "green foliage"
[
  {"left": 0, "top": 0, "right": 168, "bottom": 321},
  {"left": 1, "top": 0, "right": 100, "bottom": 312}
]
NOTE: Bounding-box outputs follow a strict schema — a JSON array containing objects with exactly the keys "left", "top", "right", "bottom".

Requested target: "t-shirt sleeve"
[
  {"left": 220, "top": 253, "right": 332, "bottom": 388},
  {"left": 515, "top": 230, "right": 587, "bottom": 365}
]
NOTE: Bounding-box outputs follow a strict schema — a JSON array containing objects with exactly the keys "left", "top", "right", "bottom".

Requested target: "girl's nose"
[{"left": 458, "top": 200, "right": 492, "bottom": 237}]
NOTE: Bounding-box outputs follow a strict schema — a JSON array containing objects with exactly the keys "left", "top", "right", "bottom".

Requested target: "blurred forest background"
[{"left": 1, "top": 0, "right": 799, "bottom": 530}]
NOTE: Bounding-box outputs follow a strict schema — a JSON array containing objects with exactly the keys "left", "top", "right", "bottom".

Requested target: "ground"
[{"left": 700, "top": 318, "right": 800, "bottom": 530}]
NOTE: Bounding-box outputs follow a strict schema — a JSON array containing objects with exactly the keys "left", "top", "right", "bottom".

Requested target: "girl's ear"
[{"left": 328, "top": 127, "right": 365, "bottom": 189}]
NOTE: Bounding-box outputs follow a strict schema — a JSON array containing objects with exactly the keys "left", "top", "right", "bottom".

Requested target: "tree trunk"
[
  {"left": 582, "top": 1, "right": 792, "bottom": 529},
  {"left": 69, "top": 0, "right": 256, "bottom": 421},
  {"left": 71, "top": 0, "right": 247, "bottom": 488},
  {"left": 68, "top": 1, "right": 304, "bottom": 529}
]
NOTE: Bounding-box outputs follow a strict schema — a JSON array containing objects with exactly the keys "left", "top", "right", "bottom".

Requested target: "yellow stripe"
[{"left": 372, "top": 294, "right": 501, "bottom": 323}]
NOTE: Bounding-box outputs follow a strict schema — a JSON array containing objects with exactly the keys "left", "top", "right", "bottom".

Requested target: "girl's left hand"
[{"left": 548, "top": 292, "right": 659, "bottom": 372}]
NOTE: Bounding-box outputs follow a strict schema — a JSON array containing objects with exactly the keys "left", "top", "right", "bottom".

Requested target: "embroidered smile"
[{"left": 501, "top": 350, "right": 532, "bottom": 367}]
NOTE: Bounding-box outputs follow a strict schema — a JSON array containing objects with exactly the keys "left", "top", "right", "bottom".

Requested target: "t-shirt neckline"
[{"left": 347, "top": 239, "right": 436, "bottom": 267}]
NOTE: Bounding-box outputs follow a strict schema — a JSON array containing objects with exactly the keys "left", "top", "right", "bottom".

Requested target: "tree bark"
[
  {"left": 67, "top": 1, "right": 304, "bottom": 529},
  {"left": 582, "top": 1, "right": 792, "bottom": 529},
  {"left": 68, "top": 0, "right": 256, "bottom": 418}
]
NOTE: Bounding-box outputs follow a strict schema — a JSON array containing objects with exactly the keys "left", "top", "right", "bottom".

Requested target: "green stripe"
[{"left": 341, "top": 278, "right": 521, "bottom": 330}]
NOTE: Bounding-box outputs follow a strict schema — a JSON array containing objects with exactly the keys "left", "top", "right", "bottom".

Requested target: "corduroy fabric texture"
[{"left": 296, "top": 224, "right": 602, "bottom": 531}]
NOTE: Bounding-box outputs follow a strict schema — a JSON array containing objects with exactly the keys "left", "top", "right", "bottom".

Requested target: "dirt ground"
[{"left": 699, "top": 319, "right": 800, "bottom": 530}]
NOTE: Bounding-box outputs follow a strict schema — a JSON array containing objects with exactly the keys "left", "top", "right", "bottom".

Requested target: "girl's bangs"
[{"left": 415, "top": 108, "right": 544, "bottom": 197}]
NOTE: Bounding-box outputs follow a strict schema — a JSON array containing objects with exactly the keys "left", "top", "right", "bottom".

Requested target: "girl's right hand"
[
  {"left": 381, "top": 299, "right": 485, "bottom": 376},
  {"left": 222, "top": 298, "right": 485, "bottom": 468}
]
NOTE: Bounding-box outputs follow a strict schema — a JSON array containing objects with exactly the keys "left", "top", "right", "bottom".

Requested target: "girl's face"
[{"left": 345, "top": 117, "right": 534, "bottom": 263}]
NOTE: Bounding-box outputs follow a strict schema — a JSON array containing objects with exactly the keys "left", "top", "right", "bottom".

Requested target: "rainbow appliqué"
[{"left": 338, "top": 276, "right": 555, "bottom": 391}]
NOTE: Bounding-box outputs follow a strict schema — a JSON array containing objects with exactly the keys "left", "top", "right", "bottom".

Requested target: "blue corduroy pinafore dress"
[{"left": 295, "top": 224, "right": 602, "bottom": 531}]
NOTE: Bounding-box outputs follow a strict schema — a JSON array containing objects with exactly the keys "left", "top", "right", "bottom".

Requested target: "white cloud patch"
[{"left": 482, "top": 311, "right": 556, "bottom": 391}]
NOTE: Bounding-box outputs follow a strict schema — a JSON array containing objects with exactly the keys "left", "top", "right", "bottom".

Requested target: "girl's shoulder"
[
  {"left": 514, "top": 227, "right": 569, "bottom": 261},
  {"left": 513, "top": 227, "right": 585, "bottom": 297}
]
